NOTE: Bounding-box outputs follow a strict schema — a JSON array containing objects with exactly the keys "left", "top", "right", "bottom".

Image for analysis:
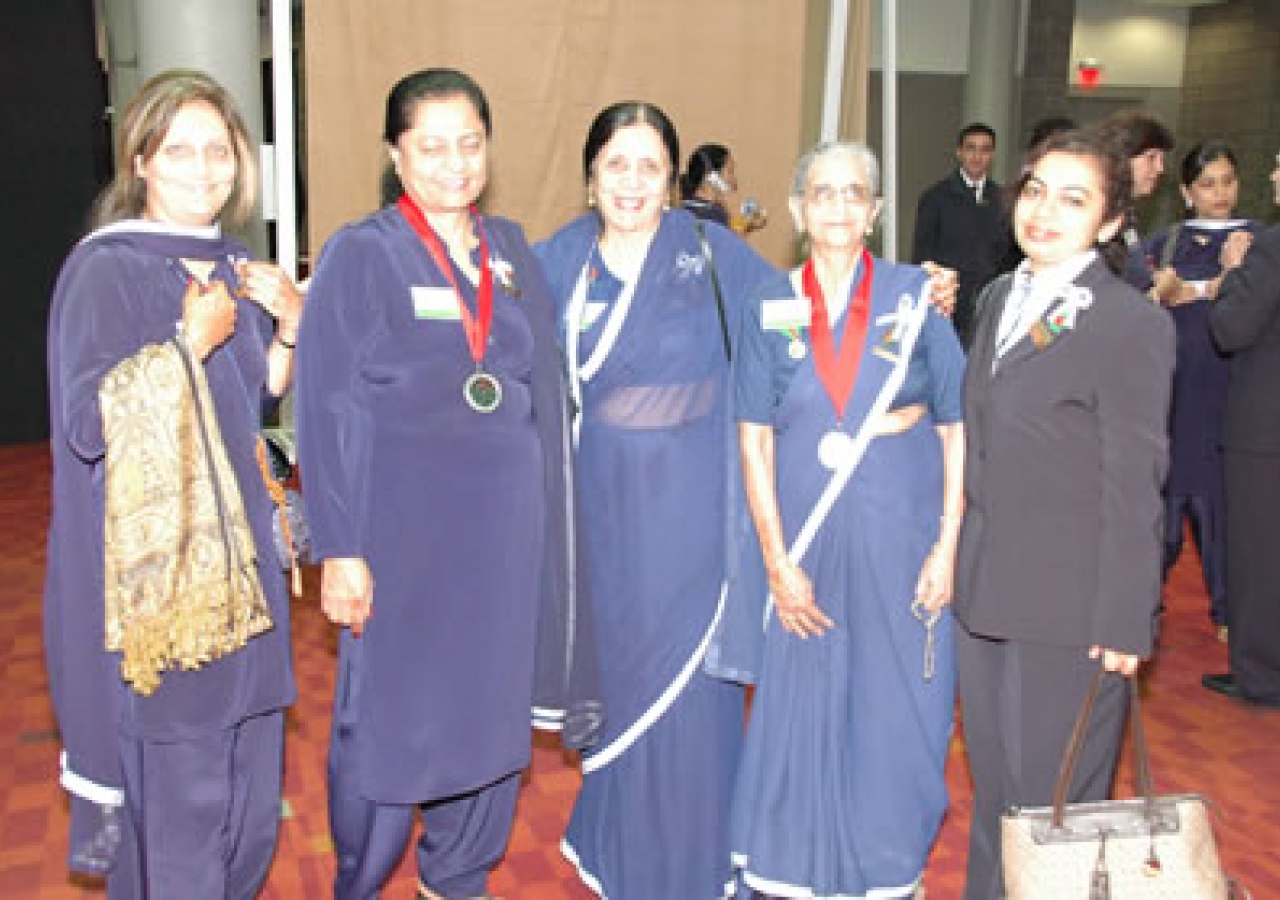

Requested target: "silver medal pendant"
[
  {"left": 788, "top": 338, "right": 807, "bottom": 360},
  {"left": 817, "top": 430, "right": 856, "bottom": 470},
  {"left": 464, "top": 370, "right": 502, "bottom": 413}
]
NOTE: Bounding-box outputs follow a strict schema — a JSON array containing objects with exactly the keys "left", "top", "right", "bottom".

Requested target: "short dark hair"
[
  {"left": 383, "top": 68, "right": 491, "bottom": 146},
  {"left": 582, "top": 102, "right": 680, "bottom": 186},
  {"left": 1026, "top": 116, "right": 1077, "bottom": 153},
  {"left": 1018, "top": 128, "right": 1133, "bottom": 273},
  {"left": 1180, "top": 139, "right": 1238, "bottom": 188},
  {"left": 680, "top": 143, "right": 729, "bottom": 200},
  {"left": 957, "top": 123, "right": 996, "bottom": 147},
  {"left": 1098, "top": 110, "right": 1174, "bottom": 159}
]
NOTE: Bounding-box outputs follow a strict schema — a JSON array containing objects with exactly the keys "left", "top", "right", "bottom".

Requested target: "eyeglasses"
[{"left": 805, "top": 183, "right": 873, "bottom": 206}]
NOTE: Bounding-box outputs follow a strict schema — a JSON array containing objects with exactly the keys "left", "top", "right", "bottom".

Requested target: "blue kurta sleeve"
[
  {"left": 55, "top": 247, "right": 150, "bottom": 462},
  {"left": 734, "top": 283, "right": 785, "bottom": 425},
  {"left": 295, "top": 224, "right": 382, "bottom": 560}
]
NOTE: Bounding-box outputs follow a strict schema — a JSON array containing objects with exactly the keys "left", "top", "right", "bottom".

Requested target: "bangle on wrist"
[{"left": 275, "top": 334, "right": 297, "bottom": 350}]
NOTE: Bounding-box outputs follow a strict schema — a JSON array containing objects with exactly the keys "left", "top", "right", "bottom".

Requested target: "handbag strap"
[
  {"left": 1050, "top": 669, "right": 1153, "bottom": 828},
  {"left": 1157, "top": 222, "right": 1181, "bottom": 272},
  {"left": 694, "top": 221, "right": 732, "bottom": 362},
  {"left": 173, "top": 335, "right": 245, "bottom": 583}
]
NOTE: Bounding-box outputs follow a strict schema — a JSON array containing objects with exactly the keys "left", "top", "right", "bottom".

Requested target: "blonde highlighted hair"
[{"left": 91, "top": 69, "right": 257, "bottom": 229}]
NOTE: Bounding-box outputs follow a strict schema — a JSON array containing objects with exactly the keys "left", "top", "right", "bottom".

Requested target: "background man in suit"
[
  {"left": 912, "top": 123, "right": 1010, "bottom": 349},
  {"left": 1203, "top": 150, "right": 1280, "bottom": 709}
]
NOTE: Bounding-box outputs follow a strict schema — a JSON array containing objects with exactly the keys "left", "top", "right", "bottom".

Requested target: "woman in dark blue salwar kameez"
[
  {"left": 44, "top": 71, "right": 300, "bottom": 898},
  {"left": 1143, "top": 141, "right": 1264, "bottom": 633},
  {"left": 296, "top": 69, "right": 597, "bottom": 900}
]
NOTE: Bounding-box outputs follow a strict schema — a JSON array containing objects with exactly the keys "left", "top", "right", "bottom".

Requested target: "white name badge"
[
  {"left": 411, "top": 286, "right": 461, "bottom": 320},
  {"left": 580, "top": 301, "right": 608, "bottom": 332},
  {"left": 761, "top": 296, "right": 810, "bottom": 332}
]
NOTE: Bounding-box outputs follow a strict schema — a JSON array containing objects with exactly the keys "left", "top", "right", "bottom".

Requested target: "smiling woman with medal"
[
  {"left": 952, "top": 130, "right": 1175, "bottom": 899},
  {"left": 535, "top": 103, "right": 776, "bottom": 900},
  {"left": 709, "top": 141, "right": 966, "bottom": 900},
  {"left": 295, "top": 69, "right": 598, "bottom": 900}
]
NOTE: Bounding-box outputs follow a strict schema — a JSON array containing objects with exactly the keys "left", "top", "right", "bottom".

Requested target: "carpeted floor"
[{"left": 2, "top": 440, "right": 1277, "bottom": 898}]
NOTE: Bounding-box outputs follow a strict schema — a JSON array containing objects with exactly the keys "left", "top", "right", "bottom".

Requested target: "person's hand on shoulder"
[{"left": 919, "top": 262, "right": 958, "bottom": 316}]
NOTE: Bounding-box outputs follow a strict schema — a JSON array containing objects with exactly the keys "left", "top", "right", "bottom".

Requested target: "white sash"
[
  {"left": 763, "top": 280, "right": 933, "bottom": 630},
  {"left": 565, "top": 251, "right": 642, "bottom": 446}
]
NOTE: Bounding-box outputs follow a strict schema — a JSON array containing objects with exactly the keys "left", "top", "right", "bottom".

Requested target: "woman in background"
[
  {"left": 1144, "top": 140, "right": 1263, "bottom": 637},
  {"left": 681, "top": 142, "right": 767, "bottom": 234},
  {"left": 45, "top": 69, "right": 300, "bottom": 897}
]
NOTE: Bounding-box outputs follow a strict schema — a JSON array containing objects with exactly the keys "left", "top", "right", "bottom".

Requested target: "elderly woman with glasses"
[{"left": 710, "top": 140, "right": 966, "bottom": 900}]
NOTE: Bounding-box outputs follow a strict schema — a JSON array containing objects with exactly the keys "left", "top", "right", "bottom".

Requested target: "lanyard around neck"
[
  {"left": 802, "top": 249, "right": 874, "bottom": 421},
  {"left": 397, "top": 194, "right": 493, "bottom": 366}
]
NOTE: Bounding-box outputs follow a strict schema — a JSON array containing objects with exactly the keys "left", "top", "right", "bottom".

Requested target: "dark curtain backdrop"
[{"left": 0, "top": 0, "right": 107, "bottom": 444}]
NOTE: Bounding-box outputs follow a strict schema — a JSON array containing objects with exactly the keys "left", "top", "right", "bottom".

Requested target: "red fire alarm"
[{"left": 1078, "top": 58, "right": 1103, "bottom": 89}]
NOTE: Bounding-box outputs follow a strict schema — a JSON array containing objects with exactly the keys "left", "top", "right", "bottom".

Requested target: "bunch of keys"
[{"left": 911, "top": 597, "right": 942, "bottom": 682}]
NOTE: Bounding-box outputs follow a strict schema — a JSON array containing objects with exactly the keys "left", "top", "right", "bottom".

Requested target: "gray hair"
[{"left": 790, "top": 140, "right": 881, "bottom": 199}]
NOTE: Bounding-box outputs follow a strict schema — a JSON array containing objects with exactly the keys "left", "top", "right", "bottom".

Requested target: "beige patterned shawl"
[{"left": 99, "top": 337, "right": 272, "bottom": 695}]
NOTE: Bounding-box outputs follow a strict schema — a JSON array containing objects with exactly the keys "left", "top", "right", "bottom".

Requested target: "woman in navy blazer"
[{"left": 953, "top": 129, "right": 1176, "bottom": 900}]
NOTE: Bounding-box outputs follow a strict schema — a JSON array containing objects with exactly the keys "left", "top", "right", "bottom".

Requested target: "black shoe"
[
  {"left": 1202, "top": 673, "right": 1280, "bottom": 708},
  {"left": 1201, "top": 673, "right": 1241, "bottom": 698}
]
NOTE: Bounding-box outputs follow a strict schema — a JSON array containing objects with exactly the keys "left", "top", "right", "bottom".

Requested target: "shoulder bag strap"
[
  {"left": 1158, "top": 222, "right": 1181, "bottom": 271},
  {"left": 694, "top": 221, "right": 732, "bottom": 362}
]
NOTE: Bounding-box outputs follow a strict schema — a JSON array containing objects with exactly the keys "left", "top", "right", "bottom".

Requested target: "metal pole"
[
  {"left": 821, "top": 0, "right": 850, "bottom": 142},
  {"left": 270, "top": 0, "right": 297, "bottom": 279},
  {"left": 881, "top": 0, "right": 898, "bottom": 260}
]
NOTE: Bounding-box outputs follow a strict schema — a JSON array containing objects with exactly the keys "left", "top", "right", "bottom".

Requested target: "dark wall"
[{"left": 0, "top": 0, "right": 107, "bottom": 444}]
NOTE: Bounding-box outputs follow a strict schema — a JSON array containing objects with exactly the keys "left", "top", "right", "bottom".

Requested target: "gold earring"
[{"left": 587, "top": 186, "right": 596, "bottom": 208}]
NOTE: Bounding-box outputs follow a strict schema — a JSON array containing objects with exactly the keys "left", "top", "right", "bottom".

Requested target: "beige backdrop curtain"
[{"left": 305, "top": 0, "right": 867, "bottom": 267}]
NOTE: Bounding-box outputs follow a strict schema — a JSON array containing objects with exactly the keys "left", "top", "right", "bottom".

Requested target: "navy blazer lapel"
[
  {"left": 969, "top": 275, "right": 1010, "bottom": 384},
  {"left": 994, "top": 257, "right": 1110, "bottom": 375}
]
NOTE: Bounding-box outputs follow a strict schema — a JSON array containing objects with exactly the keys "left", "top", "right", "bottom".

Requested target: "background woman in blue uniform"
[
  {"left": 717, "top": 140, "right": 965, "bottom": 899},
  {"left": 1144, "top": 140, "right": 1263, "bottom": 636},
  {"left": 45, "top": 70, "right": 301, "bottom": 898},
  {"left": 296, "top": 69, "right": 594, "bottom": 900}
]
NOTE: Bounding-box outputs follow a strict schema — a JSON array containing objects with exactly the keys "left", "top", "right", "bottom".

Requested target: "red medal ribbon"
[
  {"left": 397, "top": 194, "right": 493, "bottom": 366},
  {"left": 802, "top": 249, "right": 874, "bottom": 420}
]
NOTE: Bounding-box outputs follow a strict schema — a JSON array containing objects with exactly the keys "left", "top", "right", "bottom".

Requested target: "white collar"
[
  {"left": 1182, "top": 218, "right": 1250, "bottom": 231},
  {"left": 82, "top": 218, "right": 222, "bottom": 245},
  {"left": 1015, "top": 249, "right": 1097, "bottom": 297},
  {"left": 960, "top": 171, "right": 987, "bottom": 191}
]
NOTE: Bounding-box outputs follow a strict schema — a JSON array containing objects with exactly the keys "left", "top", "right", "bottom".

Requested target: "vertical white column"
[
  {"left": 135, "top": 0, "right": 267, "bottom": 255},
  {"left": 821, "top": 0, "right": 851, "bottom": 142},
  {"left": 964, "top": 0, "right": 1021, "bottom": 181},
  {"left": 270, "top": 0, "right": 297, "bottom": 280},
  {"left": 881, "top": 0, "right": 898, "bottom": 261}
]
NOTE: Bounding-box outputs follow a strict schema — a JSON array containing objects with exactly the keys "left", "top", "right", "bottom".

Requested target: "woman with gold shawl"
[{"left": 44, "top": 70, "right": 302, "bottom": 897}]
